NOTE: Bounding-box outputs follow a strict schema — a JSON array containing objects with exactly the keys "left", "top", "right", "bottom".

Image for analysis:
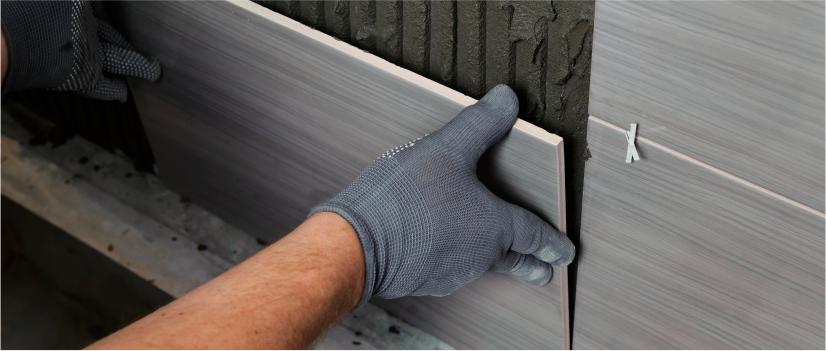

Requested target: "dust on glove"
[
  {"left": 311, "top": 85, "right": 575, "bottom": 307},
  {"left": 2, "top": 0, "right": 160, "bottom": 101}
]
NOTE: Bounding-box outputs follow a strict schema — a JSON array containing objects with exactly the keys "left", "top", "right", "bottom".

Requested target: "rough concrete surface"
[
  {"left": 2, "top": 198, "right": 172, "bottom": 349},
  {"left": 258, "top": 0, "right": 594, "bottom": 246}
]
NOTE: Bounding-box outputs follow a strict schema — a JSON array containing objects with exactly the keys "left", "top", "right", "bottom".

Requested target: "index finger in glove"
[
  {"left": 101, "top": 42, "right": 162, "bottom": 81},
  {"left": 493, "top": 251, "right": 553, "bottom": 286},
  {"left": 507, "top": 202, "right": 575, "bottom": 267},
  {"left": 430, "top": 84, "right": 519, "bottom": 166},
  {"left": 97, "top": 21, "right": 135, "bottom": 49}
]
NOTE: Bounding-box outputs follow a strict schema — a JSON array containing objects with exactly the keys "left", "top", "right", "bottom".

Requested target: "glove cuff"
[
  {"left": 309, "top": 203, "right": 377, "bottom": 309},
  {"left": 1, "top": 1, "right": 75, "bottom": 92}
]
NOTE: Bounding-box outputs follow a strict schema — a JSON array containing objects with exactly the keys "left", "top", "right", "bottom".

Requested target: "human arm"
[
  {"left": 90, "top": 85, "right": 574, "bottom": 348},
  {"left": 89, "top": 212, "right": 364, "bottom": 349}
]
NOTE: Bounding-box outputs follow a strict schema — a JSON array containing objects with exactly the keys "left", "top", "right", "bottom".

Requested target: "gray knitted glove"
[
  {"left": 311, "top": 85, "right": 575, "bottom": 307},
  {"left": 1, "top": 0, "right": 161, "bottom": 101}
]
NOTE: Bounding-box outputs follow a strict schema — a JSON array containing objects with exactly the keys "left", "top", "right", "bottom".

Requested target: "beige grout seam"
[{"left": 590, "top": 115, "right": 824, "bottom": 218}]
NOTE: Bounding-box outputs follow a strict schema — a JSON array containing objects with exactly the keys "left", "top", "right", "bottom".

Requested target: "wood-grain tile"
[
  {"left": 573, "top": 117, "right": 824, "bottom": 348},
  {"left": 115, "top": 1, "right": 567, "bottom": 348},
  {"left": 589, "top": 1, "right": 824, "bottom": 210}
]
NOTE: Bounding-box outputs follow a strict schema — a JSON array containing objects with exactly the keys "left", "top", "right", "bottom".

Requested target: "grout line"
[
  {"left": 589, "top": 115, "right": 824, "bottom": 218},
  {"left": 556, "top": 140, "right": 571, "bottom": 350}
]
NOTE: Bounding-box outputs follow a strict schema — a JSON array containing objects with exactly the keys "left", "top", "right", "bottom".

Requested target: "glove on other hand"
[
  {"left": 2, "top": 0, "right": 161, "bottom": 101},
  {"left": 311, "top": 85, "right": 575, "bottom": 307}
]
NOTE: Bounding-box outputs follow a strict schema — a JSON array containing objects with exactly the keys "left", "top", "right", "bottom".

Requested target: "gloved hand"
[
  {"left": 311, "top": 85, "right": 575, "bottom": 307},
  {"left": 1, "top": 0, "right": 160, "bottom": 101}
]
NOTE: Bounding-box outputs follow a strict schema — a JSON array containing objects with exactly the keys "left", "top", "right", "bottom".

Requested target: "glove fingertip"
[
  {"left": 430, "top": 84, "right": 521, "bottom": 164},
  {"left": 473, "top": 84, "right": 519, "bottom": 138},
  {"left": 532, "top": 235, "right": 575, "bottom": 267},
  {"left": 495, "top": 252, "right": 554, "bottom": 286},
  {"left": 479, "top": 84, "right": 519, "bottom": 118},
  {"left": 97, "top": 21, "right": 134, "bottom": 49},
  {"left": 145, "top": 58, "right": 162, "bottom": 82},
  {"left": 524, "top": 266, "right": 553, "bottom": 286},
  {"left": 101, "top": 42, "right": 162, "bottom": 82}
]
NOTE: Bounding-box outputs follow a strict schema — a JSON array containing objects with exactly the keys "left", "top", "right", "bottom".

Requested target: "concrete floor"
[{"left": 1, "top": 198, "right": 172, "bottom": 349}]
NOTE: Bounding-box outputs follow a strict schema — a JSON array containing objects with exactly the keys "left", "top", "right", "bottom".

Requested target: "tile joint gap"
[{"left": 589, "top": 114, "right": 824, "bottom": 218}]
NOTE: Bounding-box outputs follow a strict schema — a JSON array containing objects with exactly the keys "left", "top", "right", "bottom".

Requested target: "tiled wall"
[{"left": 257, "top": 0, "right": 595, "bottom": 240}]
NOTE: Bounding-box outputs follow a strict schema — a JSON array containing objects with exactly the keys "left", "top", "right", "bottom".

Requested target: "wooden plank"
[
  {"left": 589, "top": 0, "right": 824, "bottom": 210},
  {"left": 115, "top": 1, "right": 568, "bottom": 348},
  {"left": 573, "top": 116, "right": 824, "bottom": 348}
]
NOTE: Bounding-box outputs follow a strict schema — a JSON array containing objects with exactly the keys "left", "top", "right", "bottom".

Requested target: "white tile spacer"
[{"left": 625, "top": 123, "right": 640, "bottom": 163}]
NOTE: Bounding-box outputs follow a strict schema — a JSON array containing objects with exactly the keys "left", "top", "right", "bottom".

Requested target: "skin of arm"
[{"left": 88, "top": 212, "right": 365, "bottom": 349}]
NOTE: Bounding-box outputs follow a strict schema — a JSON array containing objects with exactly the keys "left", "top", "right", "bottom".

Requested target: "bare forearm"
[{"left": 89, "top": 212, "right": 364, "bottom": 349}]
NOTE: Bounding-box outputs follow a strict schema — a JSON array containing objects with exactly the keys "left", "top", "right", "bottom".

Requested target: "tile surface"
[
  {"left": 573, "top": 117, "right": 824, "bottom": 349},
  {"left": 589, "top": 0, "right": 824, "bottom": 210},
  {"left": 259, "top": 0, "right": 595, "bottom": 252},
  {"left": 116, "top": 1, "right": 567, "bottom": 348}
]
